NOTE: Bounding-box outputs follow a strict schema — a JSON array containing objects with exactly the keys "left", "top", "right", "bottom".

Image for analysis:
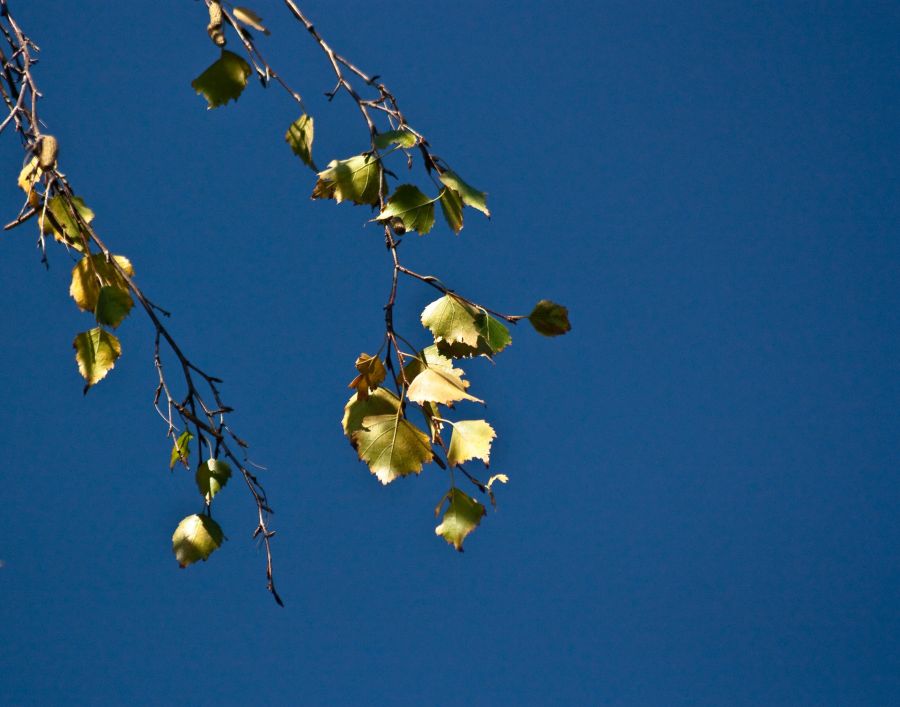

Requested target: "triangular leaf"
[
  {"left": 528, "top": 300, "right": 571, "bottom": 336},
  {"left": 439, "top": 169, "right": 490, "bottom": 217},
  {"left": 73, "top": 327, "right": 121, "bottom": 392},
  {"left": 421, "top": 295, "right": 481, "bottom": 349},
  {"left": 191, "top": 50, "right": 252, "bottom": 109},
  {"left": 439, "top": 187, "right": 464, "bottom": 234},
  {"left": 172, "top": 514, "right": 224, "bottom": 568},
  {"left": 375, "top": 185, "right": 435, "bottom": 235},
  {"left": 351, "top": 413, "right": 433, "bottom": 484},
  {"left": 312, "top": 154, "right": 381, "bottom": 205},
  {"left": 285, "top": 114, "right": 317, "bottom": 170},
  {"left": 435, "top": 488, "right": 486, "bottom": 552},
  {"left": 169, "top": 430, "right": 194, "bottom": 470},
  {"left": 407, "top": 367, "right": 482, "bottom": 406},
  {"left": 342, "top": 387, "right": 401, "bottom": 440},
  {"left": 447, "top": 420, "right": 496, "bottom": 467},
  {"left": 94, "top": 285, "right": 133, "bottom": 328},
  {"left": 70, "top": 254, "right": 134, "bottom": 312},
  {"left": 348, "top": 352, "right": 386, "bottom": 400},
  {"left": 195, "top": 458, "right": 232, "bottom": 503},
  {"left": 39, "top": 195, "right": 94, "bottom": 250},
  {"left": 233, "top": 6, "right": 270, "bottom": 34},
  {"left": 475, "top": 311, "right": 511, "bottom": 354},
  {"left": 374, "top": 129, "right": 417, "bottom": 150}
]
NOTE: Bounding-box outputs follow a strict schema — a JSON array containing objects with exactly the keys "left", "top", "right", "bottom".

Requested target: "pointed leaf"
[
  {"left": 439, "top": 187, "right": 464, "bottom": 234},
  {"left": 94, "top": 285, "right": 133, "bottom": 328},
  {"left": 435, "top": 488, "right": 486, "bottom": 551},
  {"left": 421, "top": 295, "right": 481, "bottom": 349},
  {"left": 172, "top": 514, "right": 224, "bottom": 568},
  {"left": 70, "top": 254, "right": 134, "bottom": 312},
  {"left": 348, "top": 352, "right": 386, "bottom": 400},
  {"left": 439, "top": 169, "right": 490, "bottom": 217},
  {"left": 39, "top": 195, "right": 94, "bottom": 250},
  {"left": 528, "top": 300, "right": 571, "bottom": 336},
  {"left": 376, "top": 185, "right": 435, "bottom": 235},
  {"left": 475, "top": 311, "right": 511, "bottom": 354},
  {"left": 195, "top": 458, "right": 232, "bottom": 503},
  {"left": 312, "top": 154, "right": 381, "bottom": 205},
  {"left": 407, "top": 367, "right": 482, "bottom": 406},
  {"left": 403, "top": 345, "right": 462, "bottom": 383},
  {"left": 351, "top": 413, "right": 433, "bottom": 484},
  {"left": 18, "top": 156, "right": 42, "bottom": 207},
  {"left": 170, "top": 430, "right": 194, "bottom": 470},
  {"left": 374, "top": 129, "right": 417, "bottom": 150},
  {"left": 342, "top": 387, "right": 401, "bottom": 439},
  {"left": 447, "top": 420, "right": 496, "bottom": 467},
  {"left": 191, "top": 50, "right": 252, "bottom": 109},
  {"left": 73, "top": 327, "right": 121, "bottom": 392},
  {"left": 285, "top": 114, "right": 316, "bottom": 170},
  {"left": 233, "top": 6, "right": 270, "bottom": 34}
]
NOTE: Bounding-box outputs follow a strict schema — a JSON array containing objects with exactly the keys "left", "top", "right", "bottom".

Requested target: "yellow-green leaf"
[
  {"left": 351, "top": 413, "right": 433, "bottom": 484},
  {"left": 374, "top": 129, "right": 417, "bottom": 150},
  {"left": 286, "top": 114, "right": 316, "bottom": 170},
  {"left": 312, "top": 154, "right": 381, "bottom": 205},
  {"left": 169, "top": 430, "right": 194, "bottom": 470},
  {"left": 39, "top": 195, "right": 94, "bottom": 250},
  {"left": 70, "top": 254, "right": 134, "bottom": 312},
  {"left": 172, "top": 514, "right": 224, "bottom": 568},
  {"left": 375, "top": 184, "right": 435, "bottom": 235},
  {"left": 476, "top": 311, "right": 511, "bottom": 354},
  {"left": 195, "top": 458, "right": 232, "bottom": 503},
  {"left": 407, "top": 367, "right": 482, "bottom": 407},
  {"left": 528, "top": 300, "right": 571, "bottom": 336},
  {"left": 348, "top": 352, "right": 386, "bottom": 400},
  {"left": 439, "top": 186, "right": 464, "bottom": 234},
  {"left": 447, "top": 420, "right": 496, "bottom": 467},
  {"left": 421, "top": 295, "right": 481, "bottom": 350},
  {"left": 94, "top": 285, "right": 133, "bottom": 328},
  {"left": 191, "top": 50, "right": 252, "bottom": 109},
  {"left": 233, "top": 6, "right": 270, "bottom": 34},
  {"left": 342, "top": 387, "right": 402, "bottom": 440},
  {"left": 73, "top": 327, "right": 121, "bottom": 392},
  {"left": 435, "top": 488, "right": 486, "bottom": 552},
  {"left": 438, "top": 169, "right": 490, "bottom": 217}
]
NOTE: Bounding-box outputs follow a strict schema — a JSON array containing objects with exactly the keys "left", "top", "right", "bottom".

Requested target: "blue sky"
[{"left": 1, "top": 1, "right": 898, "bottom": 704}]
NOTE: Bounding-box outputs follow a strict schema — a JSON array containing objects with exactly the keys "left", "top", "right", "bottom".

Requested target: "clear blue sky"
[{"left": 1, "top": 1, "right": 898, "bottom": 704}]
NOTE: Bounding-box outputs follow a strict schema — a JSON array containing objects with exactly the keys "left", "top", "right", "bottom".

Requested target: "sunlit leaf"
[
  {"left": 170, "top": 430, "right": 194, "bottom": 470},
  {"left": 94, "top": 285, "right": 133, "bottom": 328},
  {"left": 439, "top": 169, "right": 490, "bottom": 217},
  {"left": 435, "top": 488, "right": 485, "bottom": 551},
  {"left": 285, "top": 114, "right": 316, "bottom": 170},
  {"left": 348, "top": 352, "right": 386, "bottom": 400},
  {"left": 70, "top": 254, "right": 134, "bottom": 312},
  {"left": 528, "top": 300, "right": 571, "bottom": 336},
  {"left": 375, "top": 185, "right": 435, "bottom": 235},
  {"left": 407, "top": 367, "right": 482, "bottom": 406},
  {"left": 374, "top": 129, "right": 417, "bottom": 150},
  {"left": 172, "top": 514, "right": 224, "bottom": 568},
  {"left": 403, "top": 345, "right": 461, "bottom": 383},
  {"left": 233, "top": 6, "right": 270, "bottom": 34},
  {"left": 486, "top": 473, "right": 509, "bottom": 490},
  {"left": 447, "top": 420, "right": 496, "bottom": 467},
  {"left": 39, "top": 195, "right": 94, "bottom": 250},
  {"left": 17, "top": 157, "right": 42, "bottom": 207},
  {"left": 191, "top": 50, "right": 252, "bottom": 109},
  {"left": 439, "top": 187, "right": 463, "bottom": 234},
  {"left": 311, "top": 154, "right": 381, "bottom": 205},
  {"left": 421, "top": 295, "right": 481, "bottom": 350},
  {"left": 73, "top": 327, "right": 121, "bottom": 392},
  {"left": 351, "top": 413, "right": 433, "bottom": 484},
  {"left": 475, "top": 311, "right": 511, "bottom": 354},
  {"left": 196, "top": 458, "right": 232, "bottom": 503},
  {"left": 342, "top": 387, "right": 401, "bottom": 440}
]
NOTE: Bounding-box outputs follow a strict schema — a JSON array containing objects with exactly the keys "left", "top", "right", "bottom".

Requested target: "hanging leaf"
[
  {"left": 285, "top": 114, "right": 317, "bottom": 170},
  {"left": 39, "top": 195, "right": 94, "bottom": 250},
  {"left": 486, "top": 473, "right": 509, "bottom": 490},
  {"left": 421, "top": 295, "right": 481, "bottom": 350},
  {"left": 196, "top": 458, "right": 232, "bottom": 503},
  {"left": 312, "top": 154, "right": 382, "bottom": 205},
  {"left": 439, "top": 169, "right": 490, "bottom": 217},
  {"left": 94, "top": 285, "right": 133, "bottom": 328},
  {"left": 475, "top": 311, "right": 511, "bottom": 354},
  {"left": 375, "top": 185, "right": 435, "bottom": 235},
  {"left": 232, "top": 6, "right": 270, "bottom": 35},
  {"left": 172, "top": 514, "right": 224, "bottom": 568},
  {"left": 191, "top": 50, "right": 252, "bottom": 109},
  {"left": 348, "top": 353, "right": 387, "bottom": 400},
  {"left": 70, "top": 254, "right": 134, "bottom": 312},
  {"left": 528, "top": 300, "right": 571, "bottom": 336},
  {"left": 439, "top": 187, "right": 464, "bottom": 234},
  {"left": 169, "top": 430, "right": 194, "bottom": 470},
  {"left": 403, "top": 345, "right": 461, "bottom": 382},
  {"left": 342, "top": 387, "right": 401, "bottom": 440},
  {"left": 73, "top": 327, "right": 121, "bottom": 392},
  {"left": 17, "top": 156, "right": 42, "bottom": 208},
  {"left": 351, "top": 413, "right": 433, "bottom": 484},
  {"left": 407, "top": 367, "right": 482, "bottom": 406},
  {"left": 374, "top": 129, "right": 417, "bottom": 150},
  {"left": 447, "top": 420, "right": 496, "bottom": 467},
  {"left": 435, "top": 488, "right": 486, "bottom": 552}
]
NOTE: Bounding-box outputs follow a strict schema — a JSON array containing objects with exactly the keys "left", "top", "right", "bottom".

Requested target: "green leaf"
[
  {"left": 172, "top": 514, "right": 224, "bottom": 568},
  {"left": 403, "top": 345, "right": 458, "bottom": 381},
  {"left": 342, "top": 387, "right": 401, "bottom": 440},
  {"left": 407, "top": 367, "right": 482, "bottom": 407},
  {"left": 285, "top": 114, "right": 316, "bottom": 170},
  {"left": 447, "top": 420, "right": 496, "bottom": 467},
  {"left": 475, "top": 311, "right": 511, "bottom": 354},
  {"left": 39, "top": 195, "right": 94, "bottom": 250},
  {"left": 70, "top": 254, "right": 134, "bottom": 312},
  {"left": 191, "top": 50, "right": 252, "bottom": 109},
  {"left": 439, "top": 169, "right": 490, "bottom": 217},
  {"left": 435, "top": 488, "right": 486, "bottom": 552},
  {"left": 169, "top": 430, "right": 194, "bottom": 470},
  {"left": 375, "top": 185, "right": 435, "bottom": 235},
  {"left": 374, "top": 129, "right": 417, "bottom": 150},
  {"left": 311, "top": 154, "right": 382, "bottom": 205},
  {"left": 195, "top": 458, "right": 232, "bottom": 503},
  {"left": 528, "top": 300, "right": 571, "bottom": 336},
  {"left": 439, "top": 187, "right": 464, "bottom": 234},
  {"left": 73, "top": 327, "right": 121, "bottom": 392},
  {"left": 233, "top": 6, "right": 270, "bottom": 35},
  {"left": 94, "top": 285, "right": 133, "bottom": 328},
  {"left": 351, "top": 413, "right": 433, "bottom": 484},
  {"left": 421, "top": 295, "right": 481, "bottom": 350}
]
